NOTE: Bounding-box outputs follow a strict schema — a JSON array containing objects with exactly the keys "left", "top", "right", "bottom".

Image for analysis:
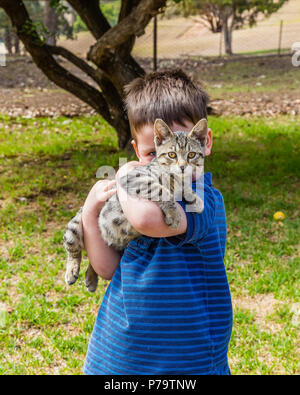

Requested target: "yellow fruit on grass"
[{"left": 273, "top": 211, "right": 286, "bottom": 221}]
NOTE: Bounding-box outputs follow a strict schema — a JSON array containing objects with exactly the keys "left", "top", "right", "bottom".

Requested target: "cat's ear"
[
  {"left": 188, "top": 119, "right": 208, "bottom": 146},
  {"left": 154, "top": 119, "right": 173, "bottom": 145}
]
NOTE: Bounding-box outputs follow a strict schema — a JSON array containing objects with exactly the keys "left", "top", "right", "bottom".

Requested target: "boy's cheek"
[{"left": 139, "top": 156, "right": 152, "bottom": 164}]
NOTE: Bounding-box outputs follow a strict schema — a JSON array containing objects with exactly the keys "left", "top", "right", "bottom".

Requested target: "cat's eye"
[
  {"left": 188, "top": 152, "right": 196, "bottom": 159},
  {"left": 168, "top": 152, "right": 177, "bottom": 159}
]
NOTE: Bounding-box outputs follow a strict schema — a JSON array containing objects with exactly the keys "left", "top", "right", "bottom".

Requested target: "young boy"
[{"left": 82, "top": 70, "right": 233, "bottom": 375}]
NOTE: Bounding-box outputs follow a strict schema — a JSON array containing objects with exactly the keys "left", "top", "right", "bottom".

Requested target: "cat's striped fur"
[{"left": 63, "top": 118, "right": 208, "bottom": 292}]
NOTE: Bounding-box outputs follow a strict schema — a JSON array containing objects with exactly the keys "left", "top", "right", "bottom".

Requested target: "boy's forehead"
[{"left": 136, "top": 124, "right": 155, "bottom": 151}]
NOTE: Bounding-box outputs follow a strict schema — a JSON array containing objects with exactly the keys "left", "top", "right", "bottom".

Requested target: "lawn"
[
  {"left": 196, "top": 55, "right": 300, "bottom": 97},
  {"left": 0, "top": 114, "right": 299, "bottom": 374}
]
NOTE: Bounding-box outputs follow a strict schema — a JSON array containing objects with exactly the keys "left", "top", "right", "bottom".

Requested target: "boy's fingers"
[
  {"left": 106, "top": 188, "right": 117, "bottom": 197},
  {"left": 103, "top": 179, "right": 116, "bottom": 191}
]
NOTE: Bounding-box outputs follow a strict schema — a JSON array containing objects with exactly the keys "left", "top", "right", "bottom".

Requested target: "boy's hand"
[
  {"left": 115, "top": 160, "right": 145, "bottom": 182},
  {"left": 82, "top": 179, "right": 117, "bottom": 218}
]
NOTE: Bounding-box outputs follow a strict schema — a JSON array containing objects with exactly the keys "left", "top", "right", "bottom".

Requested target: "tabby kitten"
[{"left": 63, "top": 118, "right": 208, "bottom": 292}]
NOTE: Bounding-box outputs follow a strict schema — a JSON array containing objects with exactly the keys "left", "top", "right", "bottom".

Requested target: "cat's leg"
[
  {"left": 147, "top": 181, "right": 182, "bottom": 229},
  {"left": 63, "top": 208, "right": 84, "bottom": 286},
  {"left": 183, "top": 185, "right": 204, "bottom": 214},
  {"left": 121, "top": 170, "right": 168, "bottom": 202},
  {"left": 157, "top": 200, "right": 182, "bottom": 229},
  {"left": 121, "top": 172, "right": 182, "bottom": 229},
  {"left": 120, "top": 173, "right": 154, "bottom": 199},
  {"left": 84, "top": 263, "right": 98, "bottom": 293}
]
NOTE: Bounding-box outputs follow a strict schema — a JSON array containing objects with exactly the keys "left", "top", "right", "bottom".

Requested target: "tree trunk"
[
  {"left": 43, "top": 0, "right": 58, "bottom": 46},
  {"left": 223, "top": 20, "right": 233, "bottom": 56},
  {"left": 13, "top": 32, "right": 20, "bottom": 54},
  {"left": 4, "top": 27, "right": 12, "bottom": 55}
]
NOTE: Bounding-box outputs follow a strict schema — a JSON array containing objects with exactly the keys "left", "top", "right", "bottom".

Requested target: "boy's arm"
[
  {"left": 116, "top": 162, "right": 187, "bottom": 238},
  {"left": 82, "top": 180, "right": 121, "bottom": 280}
]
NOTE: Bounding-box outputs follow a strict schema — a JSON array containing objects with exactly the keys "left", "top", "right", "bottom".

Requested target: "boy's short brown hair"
[{"left": 123, "top": 69, "right": 209, "bottom": 141}]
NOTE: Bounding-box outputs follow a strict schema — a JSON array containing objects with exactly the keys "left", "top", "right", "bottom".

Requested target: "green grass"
[
  {"left": 0, "top": 114, "right": 299, "bottom": 374},
  {"left": 237, "top": 48, "right": 290, "bottom": 56},
  {"left": 196, "top": 57, "right": 300, "bottom": 96}
]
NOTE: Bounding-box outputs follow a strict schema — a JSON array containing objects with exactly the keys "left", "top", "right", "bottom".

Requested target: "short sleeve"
[{"left": 165, "top": 185, "right": 216, "bottom": 247}]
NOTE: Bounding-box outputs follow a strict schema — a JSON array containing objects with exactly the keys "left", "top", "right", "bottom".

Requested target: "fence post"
[
  {"left": 278, "top": 20, "right": 283, "bottom": 57},
  {"left": 153, "top": 15, "right": 157, "bottom": 71}
]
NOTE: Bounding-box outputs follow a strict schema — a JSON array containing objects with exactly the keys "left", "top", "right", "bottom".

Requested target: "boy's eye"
[
  {"left": 149, "top": 152, "right": 156, "bottom": 157},
  {"left": 168, "top": 152, "right": 177, "bottom": 159},
  {"left": 188, "top": 152, "right": 196, "bottom": 159}
]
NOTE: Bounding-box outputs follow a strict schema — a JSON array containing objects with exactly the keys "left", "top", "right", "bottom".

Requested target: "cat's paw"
[
  {"left": 65, "top": 260, "right": 80, "bottom": 285},
  {"left": 84, "top": 264, "right": 98, "bottom": 293},
  {"left": 186, "top": 195, "right": 204, "bottom": 214},
  {"left": 161, "top": 204, "right": 181, "bottom": 229}
]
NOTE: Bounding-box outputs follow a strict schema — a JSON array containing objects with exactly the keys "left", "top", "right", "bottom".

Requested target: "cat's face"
[{"left": 154, "top": 118, "right": 208, "bottom": 178}]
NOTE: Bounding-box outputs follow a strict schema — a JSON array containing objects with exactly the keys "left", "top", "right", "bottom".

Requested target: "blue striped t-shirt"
[{"left": 84, "top": 172, "right": 233, "bottom": 375}]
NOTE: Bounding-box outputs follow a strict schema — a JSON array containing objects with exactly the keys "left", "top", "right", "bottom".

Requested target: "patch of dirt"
[
  {"left": 0, "top": 55, "right": 299, "bottom": 118},
  {"left": 0, "top": 88, "right": 95, "bottom": 118},
  {"left": 0, "top": 57, "right": 96, "bottom": 118},
  {"left": 210, "top": 92, "right": 300, "bottom": 117},
  {"left": 233, "top": 294, "right": 294, "bottom": 334}
]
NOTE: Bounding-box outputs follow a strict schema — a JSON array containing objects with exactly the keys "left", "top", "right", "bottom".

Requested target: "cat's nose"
[{"left": 180, "top": 165, "right": 185, "bottom": 172}]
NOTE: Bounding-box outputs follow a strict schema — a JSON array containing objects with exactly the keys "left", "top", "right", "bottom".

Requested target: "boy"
[{"left": 82, "top": 70, "right": 233, "bottom": 375}]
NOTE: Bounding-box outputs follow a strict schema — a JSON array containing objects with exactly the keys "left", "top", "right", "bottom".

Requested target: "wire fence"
[{"left": 132, "top": 16, "right": 300, "bottom": 64}]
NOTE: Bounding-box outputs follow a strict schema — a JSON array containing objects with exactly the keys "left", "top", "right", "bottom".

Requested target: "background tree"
[
  {"left": 0, "top": 0, "right": 167, "bottom": 149},
  {"left": 44, "top": 0, "right": 58, "bottom": 45},
  {"left": 172, "top": 0, "right": 288, "bottom": 55},
  {"left": 44, "top": 1, "right": 75, "bottom": 45},
  {"left": 0, "top": 8, "right": 23, "bottom": 54},
  {"left": 0, "top": 1, "right": 73, "bottom": 54}
]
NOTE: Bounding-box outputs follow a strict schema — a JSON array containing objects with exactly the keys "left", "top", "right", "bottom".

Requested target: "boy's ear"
[
  {"left": 154, "top": 119, "right": 173, "bottom": 145},
  {"left": 131, "top": 139, "right": 141, "bottom": 160},
  {"left": 188, "top": 118, "right": 208, "bottom": 147}
]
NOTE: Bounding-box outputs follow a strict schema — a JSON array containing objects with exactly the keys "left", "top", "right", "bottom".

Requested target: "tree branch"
[
  {"left": 68, "top": 0, "right": 145, "bottom": 93},
  {"left": 88, "top": 0, "right": 166, "bottom": 65},
  {"left": 46, "top": 44, "right": 102, "bottom": 84},
  {"left": 118, "top": 0, "right": 142, "bottom": 22},
  {"left": 116, "top": 0, "right": 141, "bottom": 57},
  {"left": 0, "top": 0, "right": 112, "bottom": 122},
  {"left": 67, "top": 0, "right": 110, "bottom": 39},
  {"left": 44, "top": 44, "right": 129, "bottom": 138}
]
